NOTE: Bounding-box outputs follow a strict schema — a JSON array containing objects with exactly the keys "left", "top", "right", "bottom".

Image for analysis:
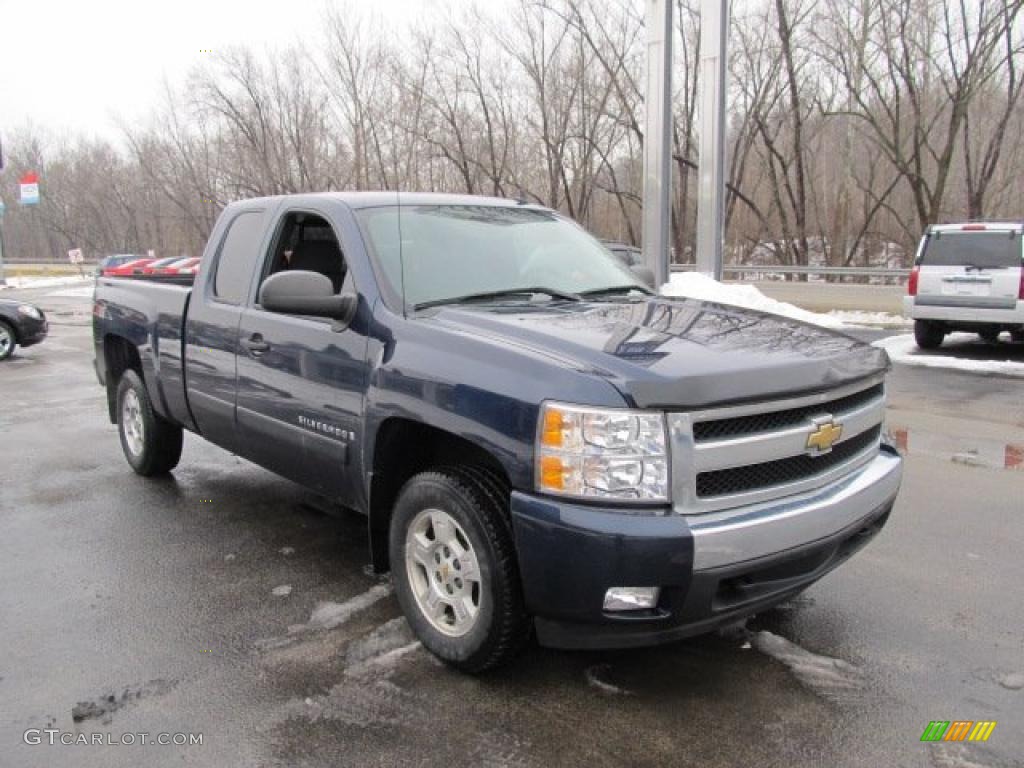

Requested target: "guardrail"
[{"left": 670, "top": 264, "right": 911, "bottom": 279}]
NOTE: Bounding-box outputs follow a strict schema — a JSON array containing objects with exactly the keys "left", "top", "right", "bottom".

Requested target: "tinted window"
[
  {"left": 214, "top": 211, "right": 264, "bottom": 303},
  {"left": 920, "top": 231, "right": 1021, "bottom": 269}
]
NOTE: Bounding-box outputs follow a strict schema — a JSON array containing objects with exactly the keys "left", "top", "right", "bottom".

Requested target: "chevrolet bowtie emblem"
[{"left": 806, "top": 418, "right": 843, "bottom": 454}]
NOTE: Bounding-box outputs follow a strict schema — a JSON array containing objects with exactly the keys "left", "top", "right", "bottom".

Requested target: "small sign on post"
[
  {"left": 19, "top": 172, "right": 40, "bottom": 206},
  {"left": 68, "top": 247, "right": 84, "bottom": 277}
]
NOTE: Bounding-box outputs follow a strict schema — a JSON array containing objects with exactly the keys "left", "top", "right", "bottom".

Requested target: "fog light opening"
[{"left": 603, "top": 587, "right": 661, "bottom": 612}]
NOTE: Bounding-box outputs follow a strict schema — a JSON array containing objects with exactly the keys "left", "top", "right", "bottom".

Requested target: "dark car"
[
  {"left": 0, "top": 298, "right": 48, "bottom": 361},
  {"left": 96, "top": 254, "right": 142, "bottom": 276},
  {"left": 602, "top": 240, "right": 643, "bottom": 267}
]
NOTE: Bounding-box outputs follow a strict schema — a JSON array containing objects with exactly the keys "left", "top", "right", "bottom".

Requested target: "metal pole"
[
  {"left": 642, "top": 0, "right": 673, "bottom": 289},
  {"left": 696, "top": 0, "right": 729, "bottom": 280}
]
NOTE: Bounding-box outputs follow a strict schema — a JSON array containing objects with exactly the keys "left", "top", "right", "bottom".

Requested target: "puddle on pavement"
[{"left": 889, "top": 426, "right": 1024, "bottom": 471}]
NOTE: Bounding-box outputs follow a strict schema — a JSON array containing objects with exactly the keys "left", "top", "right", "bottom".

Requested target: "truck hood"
[{"left": 427, "top": 296, "right": 889, "bottom": 409}]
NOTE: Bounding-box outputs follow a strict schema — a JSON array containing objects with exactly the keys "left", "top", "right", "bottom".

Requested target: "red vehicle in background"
[
  {"left": 166, "top": 257, "right": 201, "bottom": 274},
  {"left": 140, "top": 257, "right": 185, "bottom": 275},
  {"left": 102, "top": 258, "right": 154, "bottom": 276}
]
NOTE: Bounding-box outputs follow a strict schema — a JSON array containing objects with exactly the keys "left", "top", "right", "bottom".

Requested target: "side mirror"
[
  {"left": 630, "top": 265, "right": 657, "bottom": 290},
  {"left": 259, "top": 270, "right": 357, "bottom": 329}
]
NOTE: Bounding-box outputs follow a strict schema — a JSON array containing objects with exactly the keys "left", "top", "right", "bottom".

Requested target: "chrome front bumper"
[{"left": 684, "top": 447, "right": 903, "bottom": 571}]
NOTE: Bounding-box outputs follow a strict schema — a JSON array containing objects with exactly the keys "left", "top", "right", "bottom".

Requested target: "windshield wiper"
[
  {"left": 414, "top": 287, "right": 582, "bottom": 310},
  {"left": 579, "top": 284, "right": 654, "bottom": 298},
  {"left": 964, "top": 264, "right": 1008, "bottom": 272}
]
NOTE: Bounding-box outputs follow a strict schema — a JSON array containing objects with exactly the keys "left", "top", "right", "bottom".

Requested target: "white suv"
[{"left": 903, "top": 222, "right": 1024, "bottom": 349}]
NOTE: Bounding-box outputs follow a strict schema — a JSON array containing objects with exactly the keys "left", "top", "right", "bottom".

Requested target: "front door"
[{"left": 234, "top": 208, "right": 370, "bottom": 503}]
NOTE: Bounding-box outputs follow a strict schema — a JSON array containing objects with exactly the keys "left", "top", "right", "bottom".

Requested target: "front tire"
[
  {"left": 0, "top": 321, "right": 16, "bottom": 361},
  {"left": 116, "top": 370, "right": 183, "bottom": 476},
  {"left": 978, "top": 328, "right": 1001, "bottom": 344},
  {"left": 389, "top": 467, "right": 529, "bottom": 673},
  {"left": 914, "top": 320, "right": 945, "bottom": 350},
  {"left": 1011, "top": 330, "right": 1024, "bottom": 343}
]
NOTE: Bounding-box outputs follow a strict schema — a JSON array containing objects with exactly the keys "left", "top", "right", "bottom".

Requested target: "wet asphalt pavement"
[{"left": 1, "top": 283, "right": 1022, "bottom": 768}]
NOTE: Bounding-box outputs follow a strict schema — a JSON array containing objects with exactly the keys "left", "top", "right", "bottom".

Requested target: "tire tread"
[
  {"left": 392, "top": 466, "right": 529, "bottom": 673},
  {"left": 117, "top": 370, "right": 183, "bottom": 476}
]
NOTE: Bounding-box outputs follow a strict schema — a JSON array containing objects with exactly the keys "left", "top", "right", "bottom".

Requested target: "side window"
[
  {"left": 261, "top": 212, "right": 348, "bottom": 297},
  {"left": 214, "top": 211, "right": 265, "bottom": 304}
]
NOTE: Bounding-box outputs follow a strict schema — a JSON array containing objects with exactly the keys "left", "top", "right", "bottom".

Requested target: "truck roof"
[{"left": 224, "top": 191, "right": 547, "bottom": 211}]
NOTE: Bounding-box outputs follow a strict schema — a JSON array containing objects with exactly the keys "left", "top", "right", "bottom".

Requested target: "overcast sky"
[{"left": 0, "top": 0, "right": 466, "bottom": 143}]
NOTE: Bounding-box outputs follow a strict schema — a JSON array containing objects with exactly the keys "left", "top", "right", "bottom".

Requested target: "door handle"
[{"left": 242, "top": 334, "right": 270, "bottom": 355}]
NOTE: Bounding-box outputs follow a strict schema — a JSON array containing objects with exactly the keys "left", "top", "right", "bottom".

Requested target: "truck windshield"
[
  {"left": 920, "top": 231, "right": 1022, "bottom": 269},
  {"left": 356, "top": 205, "right": 646, "bottom": 309}
]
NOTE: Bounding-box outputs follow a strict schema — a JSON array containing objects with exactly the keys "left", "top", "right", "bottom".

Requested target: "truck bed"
[
  {"left": 94, "top": 276, "right": 194, "bottom": 429},
  {"left": 99, "top": 273, "right": 196, "bottom": 287}
]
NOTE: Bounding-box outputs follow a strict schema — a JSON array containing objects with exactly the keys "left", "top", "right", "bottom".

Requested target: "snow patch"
[
  {"left": 279, "top": 546, "right": 295, "bottom": 556},
  {"left": 346, "top": 617, "right": 417, "bottom": 666},
  {"left": 751, "top": 630, "right": 864, "bottom": 702},
  {"left": 278, "top": 675, "right": 423, "bottom": 729},
  {"left": 271, "top": 585, "right": 292, "bottom": 597},
  {"left": 928, "top": 744, "right": 1000, "bottom": 768},
  {"left": 827, "top": 310, "right": 911, "bottom": 328},
  {"left": 998, "top": 672, "right": 1024, "bottom": 690},
  {"left": 661, "top": 273, "right": 845, "bottom": 328},
  {"left": 347, "top": 641, "right": 422, "bottom": 678},
  {"left": 300, "top": 583, "right": 393, "bottom": 632},
  {"left": 254, "top": 583, "right": 394, "bottom": 652},
  {"left": 47, "top": 285, "right": 95, "bottom": 298},
  {"left": 0, "top": 275, "right": 89, "bottom": 290},
  {"left": 872, "top": 334, "right": 1024, "bottom": 377},
  {"left": 584, "top": 664, "right": 631, "bottom": 696}
]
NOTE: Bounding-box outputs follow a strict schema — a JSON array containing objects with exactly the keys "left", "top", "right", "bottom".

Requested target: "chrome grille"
[
  {"left": 669, "top": 375, "right": 886, "bottom": 514},
  {"left": 692, "top": 383, "right": 884, "bottom": 442},
  {"left": 696, "top": 427, "right": 881, "bottom": 498}
]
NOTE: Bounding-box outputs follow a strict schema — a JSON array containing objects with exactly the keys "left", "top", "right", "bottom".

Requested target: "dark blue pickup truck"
[{"left": 93, "top": 193, "right": 902, "bottom": 671}]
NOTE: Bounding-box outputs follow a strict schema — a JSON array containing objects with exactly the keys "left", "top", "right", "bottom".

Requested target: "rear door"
[
  {"left": 916, "top": 227, "right": 1023, "bottom": 309},
  {"left": 185, "top": 205, "right": 274, "bottom": 452}
]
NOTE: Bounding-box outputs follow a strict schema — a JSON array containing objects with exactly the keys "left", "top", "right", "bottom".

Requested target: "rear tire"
[
  {"left": 978, "top": 328, "right": 1001, "bottom": 344},
  {"left": 914, "top": 320, "right": 945, "bottom": 350},
  {"left": 389, "top": 466, "right": 530, "bottom": 673},
  {"left": 116, "top": 370, "right": 183, "bottom": 476},
  {"left": 1011, "top": 330, "right": 1024, "bottom": 343},
  {"left": 0, "top": 321, "right": 16, "bottom": 361}
]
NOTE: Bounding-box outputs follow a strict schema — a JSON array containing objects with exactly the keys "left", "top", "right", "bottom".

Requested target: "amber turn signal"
[
  {"left": 539, "top": 455, "right": 566, "bottom": 490},
  {"left": 542, "top": 408, "right": 566, "bottom": 447}
]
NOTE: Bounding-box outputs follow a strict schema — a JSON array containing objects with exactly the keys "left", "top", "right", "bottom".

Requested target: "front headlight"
[
  {"left": 17, "top": 305, "right": 42, "bottom": 321},
  {"left": 536, "top": 401, "right": 669, "bottom": 503}
]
